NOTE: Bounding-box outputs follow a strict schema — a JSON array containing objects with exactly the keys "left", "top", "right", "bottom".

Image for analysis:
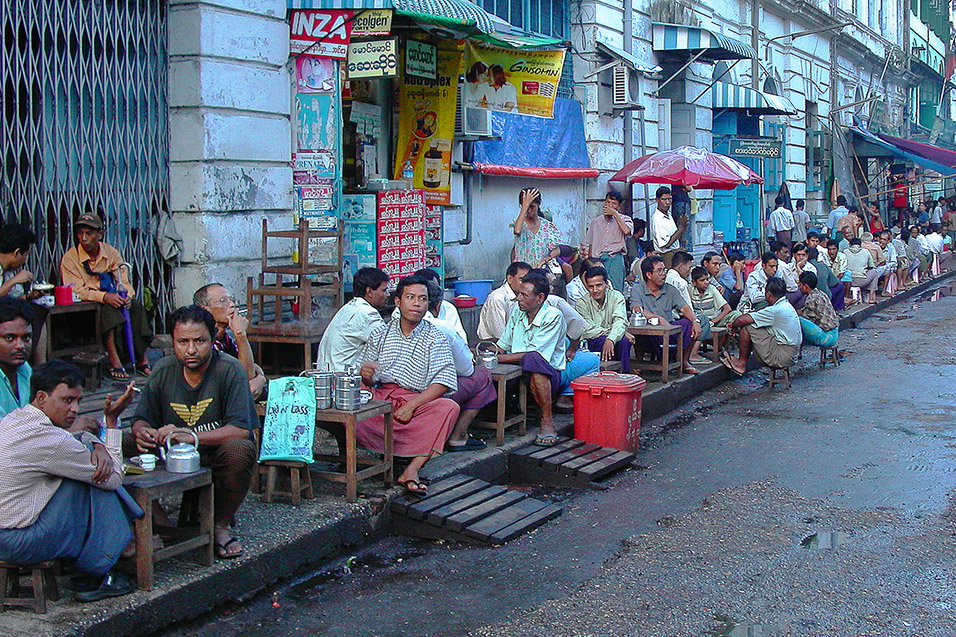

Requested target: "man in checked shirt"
[{"left": 357, "top": 275, "right": 460, "bottom": 497}]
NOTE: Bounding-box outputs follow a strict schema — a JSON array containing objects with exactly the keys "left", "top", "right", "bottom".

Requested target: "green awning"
[
  {"left": 652, "top": 22, "right": 757, "bottom": 61},
  {"left": 712, "top": 81, "right": 797, "bottom": 115},
  {"left": 287, "top": 0, "right": 565, "bottom": 49}
]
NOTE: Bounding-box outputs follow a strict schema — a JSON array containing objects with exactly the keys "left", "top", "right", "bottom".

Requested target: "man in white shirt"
[
  {"left": 721, "top": 277, "right": 802, "bottom": 375},
  {"left": 390, "top": 268, "right": 466, "bottom": 340},
  {"left": 316, "top": 268, "right": 389, "bottom": 371},
  {"left": 769, "top": 196, "right": 795, "bottom": 245},
  {"left": 739, "top": 252, "right": 779, "bottom": 313},
  {"left": 826, "top": 195, "right": 849, "bottom": 239},
  {"left": 424, "top": 282, "right": 495, "bottom": 452},
  {"left": 650, "top": 186, "right": 686, "bottom": 267},
  {"left": 477, "top": 261, "right": 531, "bottom": 341}
]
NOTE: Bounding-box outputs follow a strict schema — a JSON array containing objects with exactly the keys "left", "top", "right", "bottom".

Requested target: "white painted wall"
[{"left": 167, "top": 0, "right": 292, "bottom": 307}]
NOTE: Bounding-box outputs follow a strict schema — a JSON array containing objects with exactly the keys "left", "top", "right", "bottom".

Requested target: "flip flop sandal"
[
  {"left": 215, "top": 537, "right": 243, "bottom": 559},
  {"left": 719, "top": 355, "right": 745, "bottom": 376},
  {"left": 107, "top": 367, "right": 130, "bottom": 381},
  {"left": 136, "top": 364, "right": 152, "bottom": 377},
  {"left": 447, "top": 435, "right": 487, "bottom": 452},
  {"left": 533, "top": 433, "right": 560, "bottom": 447},
  {"left": 401, "top": 479, "right": 428, "bottom": 497}
]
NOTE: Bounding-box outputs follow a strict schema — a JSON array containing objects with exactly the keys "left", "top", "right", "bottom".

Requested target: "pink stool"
[{"left": 883, "top": 271, "right": 899, "bottom": 295}]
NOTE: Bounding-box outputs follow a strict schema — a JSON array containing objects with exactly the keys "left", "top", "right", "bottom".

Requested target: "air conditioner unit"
[
  {"left": 613, "top": 65, "right": 631, "bottom": 106},
  {"left": 454, "top": 83, "right": 493, "bottom": 138}
]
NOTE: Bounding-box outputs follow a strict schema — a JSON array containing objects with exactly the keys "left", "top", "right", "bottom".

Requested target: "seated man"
[
  {"left": 0, "top": 297, "right": 37, "bottom": 418},
  {"left": 896, "top": 229, "right": 919, "bottom": 286},
  {"left": 132, "top": 306, "right": 259, "bottom": 559},
  {"left": 838, "top": 225, "right": 854, "bottom": 253},
  {"left": 721, "top": 277, "right": 803, "bottom": 375},
  {"left": 424, "top": 281, "right": 495, "bottom": 452},
  {"left": 690, "top": 266, "right": 741, "bottom": 328},
  {"left": 0, "top": 223, "right": 47, "bottom": 364},
  {"left": 357, "top": 276, "right": 460, "bottom": 495},
  {"left": 477, "top": 261, "right": 531, "bottom": 341},
  {"left": 0, "top": 360, "right": 143, "bottom": 602},
  {"left": 566, "top": 257, "right": 604, "bottom": 305},
  {"left": 391, "top": 268, "right": 466, "bottom": 340},
  {"left": 575, "top": 266, "right": 632, "bottom": 372},
  {"left": 807, "top": 247, "right": 844, "bottom": 311},
  {"left": 796, "top": 271, "right": 840, "bottom": 348},
  {"left": 738, "top": 252, "right": 779, "bottom": 313},
  {"left": 194, "top": 283, "right": 266, "bottom": 399},
  {"left": 316, "top": 267, "right": 389, "bottom": 371},
  {"left": 874, "top": 231, "right": 900, "bottom": 296},
  {"left": 772, "top": 241, "right": 807, "bottom": 309},
  {"left": 845, "top": 237, "right": 879, "bottom": 303},
  {"left": 667, "top": 251, "right": 711, "bottom": 363},
  {"left": 629, "top": 256, "right": 702, "bottom": 375},
  {"left": 60, "top": 211, "right": 152, "bottom": 381},
  {"left": 806, "top": 231, "right": 822, "bottom": 253},
  {"left": 495, "top": 272, "right": 574, "bottom": 446}
]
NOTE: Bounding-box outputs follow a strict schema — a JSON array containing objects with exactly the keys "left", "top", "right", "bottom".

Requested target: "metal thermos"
[{"left": 333, "top": 372, "right": 363, "bottom": 410}]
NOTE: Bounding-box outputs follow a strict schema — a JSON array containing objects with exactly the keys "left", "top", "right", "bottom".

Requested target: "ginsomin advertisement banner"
[
  {"left": 462, "top": 42, "right": 566, "bottom": 118},
  {"left": 393, "top": 43, "right": 462, "bottom": 206}
]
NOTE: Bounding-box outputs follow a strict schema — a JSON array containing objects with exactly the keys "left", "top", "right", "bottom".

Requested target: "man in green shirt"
[
  {"left": 574, "top": 266, "right": 632, "bottom": 372},
  {"left": 0, "top": 297, "right": 35, "bottom": 418}
]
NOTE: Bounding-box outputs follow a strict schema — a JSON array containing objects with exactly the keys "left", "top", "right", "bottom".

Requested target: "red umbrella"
[{"left": 609, "top": 145, "right": 763, "bottom": 189}]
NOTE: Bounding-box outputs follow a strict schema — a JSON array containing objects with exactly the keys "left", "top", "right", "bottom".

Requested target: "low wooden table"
[
  {"left": 312, "top": 400, "right": 394, "bottom": 502},
  {"left": 473, "top": 363, "right": 527, "bottom": 446},
  {"left": 626, "top": 323, "right": 684, "bottom": 383},
  {"left": 123, "top": 468, "right": 214, "bottom": 591}
]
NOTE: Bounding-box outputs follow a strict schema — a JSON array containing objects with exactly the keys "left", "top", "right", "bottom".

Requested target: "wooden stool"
[
  {"left": 72, "top": 350, "right": 107, "bottom": 391},
  {"left": 0, "top": 561, "right": 60, "bottom": 614},
  {"left": 257, "top": 461, "right": 314, "bottom": 505},
  {"left": 819, "top": 345, "right": 840, "bottom": 368},
  {"left": 767, "top": 367, "right": 791, "bottom": 389},
  {"left": 708, "top": 326, "right": 728, "bottom": 362},
  {"left": 474, "top": 364, "right": 527, "bottom": 446}
]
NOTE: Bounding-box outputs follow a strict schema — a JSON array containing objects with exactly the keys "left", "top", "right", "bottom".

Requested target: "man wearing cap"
[{"left": 60, "top": 211, "right": 153, "bottom": 381}]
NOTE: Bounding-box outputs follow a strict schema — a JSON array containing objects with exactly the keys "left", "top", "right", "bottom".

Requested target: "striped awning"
[
  {"left": 287, "top": 0, "right": 564, "bottom": 48},
  {"left": 712, "top": 81, "right": 797, "bottom": 115},
  {"left": 652, "top": 23, "right": 757, "bottom": 61}
]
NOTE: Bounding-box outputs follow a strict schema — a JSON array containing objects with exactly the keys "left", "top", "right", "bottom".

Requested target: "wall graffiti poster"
[
  {"left": 342, "top": 194, "right": 377, "bottom": 292},
  {"left": 296, "top": 56, "right": 336, "bottom": 93},
  {"left": 393, "top": 43, "right": 461, "bottom": 205}
]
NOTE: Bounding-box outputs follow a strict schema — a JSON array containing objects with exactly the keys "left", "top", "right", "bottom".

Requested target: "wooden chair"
[
  {"left": 0, "top": 561, "right": 60, "bottom": 614},
  {"left": 767, "top": 367, "right": 791, "bottom": 389}
]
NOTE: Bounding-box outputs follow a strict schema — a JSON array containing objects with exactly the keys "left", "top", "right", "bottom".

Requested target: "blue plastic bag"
[{"left": 259, "top": 377, "right": 316, "bottom": 463}]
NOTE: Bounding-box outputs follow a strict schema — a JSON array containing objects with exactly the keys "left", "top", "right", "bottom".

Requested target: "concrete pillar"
[{"left": 167, "top": 0, "right": 292, "bottom": 307}]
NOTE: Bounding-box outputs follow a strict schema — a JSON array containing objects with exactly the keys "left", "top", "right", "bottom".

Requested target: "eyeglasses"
[{"left": 214, "top": 295, "right": 237, "bottom": 307}]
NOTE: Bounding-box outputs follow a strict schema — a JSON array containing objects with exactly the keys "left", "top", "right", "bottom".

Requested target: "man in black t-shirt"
[{"left": 132, "top": 306, "right": 258, "bottom": 559}]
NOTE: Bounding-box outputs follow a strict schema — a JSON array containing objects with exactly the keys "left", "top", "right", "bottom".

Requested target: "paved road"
[{"left": 167, "top": 285, "right": 956, "bottom": 636}]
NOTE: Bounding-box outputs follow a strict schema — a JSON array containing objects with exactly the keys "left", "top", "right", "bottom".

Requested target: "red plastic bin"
[{"left": 569, "top": 371, "right": 646, "bottom": 452}]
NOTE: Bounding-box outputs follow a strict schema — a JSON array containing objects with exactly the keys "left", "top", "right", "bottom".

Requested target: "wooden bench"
[
  {"left": 627, "top": 323, "right": 684, "bottom": 383},
  {"left": 473, "top": 363, "right": 527, "bottom": 446},
  {"left": 0, "top": 560, "right": 59, "bottom": 613},
  {"left": 122, "top": 468, "right": 214, "bottom": 591}
]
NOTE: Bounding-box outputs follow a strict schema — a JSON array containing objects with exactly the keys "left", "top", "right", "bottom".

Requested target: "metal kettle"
[
  {"left": 161, "top": 430, "right": 201, "bottom": 473},
  {"left": 474, "top": 340, "right": 499, "bottom": 370}
]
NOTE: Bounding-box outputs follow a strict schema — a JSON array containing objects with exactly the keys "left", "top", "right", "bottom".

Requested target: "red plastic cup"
[{"left": 53, "top": 286, "right": 73, "bottom": 305}]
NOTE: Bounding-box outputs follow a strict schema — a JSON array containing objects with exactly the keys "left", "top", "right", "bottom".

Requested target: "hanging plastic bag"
[{"left": 259, "top": 377, "right": 316, "bottom": 463}]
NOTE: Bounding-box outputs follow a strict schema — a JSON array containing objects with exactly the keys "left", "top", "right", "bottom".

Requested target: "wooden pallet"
[
  {"left": 508, "top": 438, "right": 635, "bottom": 487},
  {"left": 391, "top": 475, "right": 561, "bottom": 545}
]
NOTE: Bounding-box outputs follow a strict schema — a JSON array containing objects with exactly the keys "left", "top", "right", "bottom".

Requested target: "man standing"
[
  {"left": 650, "top": 186, "right": 687, "bottom": 267},
  {"left": 629, "top": 256, "right": 702, "bottom": 375},
  {"left": 495, "top": 271, "right": 570, "bottom": 446},
  {"left": 424, "top": 282, "right": 495, "bottom": 453},
  {"left": 792, "top": 199, "right": 810, "bottom": 244},
  {"left": 316, "top": 267, "right": 390, "bottom": 371},
  {"left": 60, "top": 211, "right": 152, "bottom": 381},
  {"left": 575, "top": 266, "right": 632, "bottom": 372},
  {"left": 827, "top": 195, "right": 849, "bottom": 239},
  {"left": 477, "top": 261, "right": 531, "bottom": 341},
  {"left": 584, "top": 190, "right": 632, "bottom": 291},
  {"left": 721, "top": 277, "right": 803, "bottom": 375},
  {"left": 194, "top": 283, "right": 267, "bottom": 399},
  {"left": 0, "top": 360, "right": 143, "bottom": 602},
  {"left": 796, "top": 271, "right": 840, "bottom": 348},
  {"left": 357, "top": 276, "right": 460, "bottom": 495},
  {"left": 133, "top": 306, "right": 258, "bottom": 559},
  {"left": 769, "top": 196, "right": 795, "bottom": 245}
]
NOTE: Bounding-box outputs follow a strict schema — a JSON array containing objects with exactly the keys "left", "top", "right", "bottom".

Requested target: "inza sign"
[{"left": 290, "top": 10, "right": 355, "bottom": 58}]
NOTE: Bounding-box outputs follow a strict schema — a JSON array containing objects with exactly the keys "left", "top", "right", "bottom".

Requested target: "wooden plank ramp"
[
  {"left": 508, "top": 438, "right": 635, "bottom": 487},
  {"left": 391, "top": 476, "right": 561, "bottom": 545}
]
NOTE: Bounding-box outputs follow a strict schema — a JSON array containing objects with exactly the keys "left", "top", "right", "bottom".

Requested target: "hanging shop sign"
[
  {"left": 290, "top": 9, "right": 355, "bottom": 58},
  {"left": 352, "top": 9, "right": 392, "bottom": 37},
  {"left": 394, "top": 45, "right": 462, "bottom": 205},
  {"left": 462, "top": 42, "right": 566, "bottom": 118},
  {"left": 347, "top": 39, "right": 398, "bottom": 79},
  {"left": 406, "top": 40, "right": 437, "bottom": 80},
  {"left": 377, "top": 190, "right": 426, "bottom": 283},
  {"left": 728, "top": 139, "right": 782, "bottom": 159}
]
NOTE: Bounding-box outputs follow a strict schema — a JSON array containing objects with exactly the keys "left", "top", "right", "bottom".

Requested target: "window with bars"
[
  {"left": 762, "top": 122, "right": 787, "bottom": 192},
  {"left": 807, "top": 131, "right": 825, "bottom": 192},
  {"left": 473, "top": 0, "right": 574, "bottom": 98},
  {"left": 0, "top": 0, "right": 171, "bottom": 325}
]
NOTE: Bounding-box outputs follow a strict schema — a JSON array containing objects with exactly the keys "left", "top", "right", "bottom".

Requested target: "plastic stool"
[
  {"left": 849, "top": 287, "right": 861, "bottom": 303},
  {"left": 0, "top": 561, "right": 60, "bottom": 614}
]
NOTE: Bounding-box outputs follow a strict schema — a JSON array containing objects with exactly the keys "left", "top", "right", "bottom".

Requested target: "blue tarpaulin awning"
[{"left": 472, "top": 98, "right": 598, "bottom": 179}]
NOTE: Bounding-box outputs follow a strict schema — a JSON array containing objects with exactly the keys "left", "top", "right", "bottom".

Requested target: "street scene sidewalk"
[{"left": 5, "top": 270, "right": 952, "bottom": 637}]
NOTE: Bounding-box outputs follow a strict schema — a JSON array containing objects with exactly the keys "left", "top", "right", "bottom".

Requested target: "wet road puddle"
[
  {"left": 287, "top": 544, "right": 430, "bottom": 597},
  {"left": 800, "top": 531, "right": 847, "bottom": 549},
  {"left": 706, "top": 614, "right": 783, "bottom": 636}
]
